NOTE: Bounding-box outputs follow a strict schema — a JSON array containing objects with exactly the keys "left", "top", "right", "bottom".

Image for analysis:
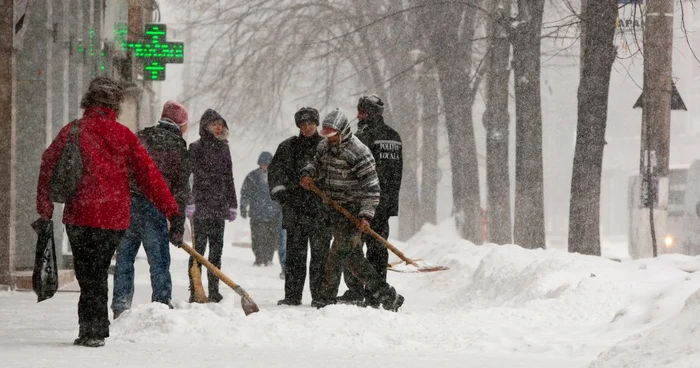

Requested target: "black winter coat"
[
  {"left": 188, "top": 109, "right": 238, "bottom": 219},
  {"left": 356, "top": 115, "right": 403, "bottom": 219},
  {"left": 131, "top": 119, "right": 190, "bottom": 237},
  {"left": 268, "top": 132, "right": 325, "bottom": 228}
]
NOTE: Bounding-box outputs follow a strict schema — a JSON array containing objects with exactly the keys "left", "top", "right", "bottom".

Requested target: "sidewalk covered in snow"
[{"left": 2, "top": 219, "right": 700, "bottom": 368}]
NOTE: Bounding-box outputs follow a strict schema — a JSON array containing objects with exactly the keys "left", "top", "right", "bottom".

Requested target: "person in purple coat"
[{"left": 185, "top": 109, "right": 238, "bottom": 303}]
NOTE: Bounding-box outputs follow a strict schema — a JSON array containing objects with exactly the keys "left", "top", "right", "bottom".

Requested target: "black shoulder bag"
[{"left": 49, "top": 120, "right": 83, "bottom": 203}]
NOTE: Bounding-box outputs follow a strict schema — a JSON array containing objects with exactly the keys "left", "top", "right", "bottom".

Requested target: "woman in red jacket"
[{"left": 36, "top": 78, "right": 179, "bottom": 348}]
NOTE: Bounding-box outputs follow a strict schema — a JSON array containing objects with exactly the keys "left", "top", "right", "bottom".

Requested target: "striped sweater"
[{"left": 301, "top": 108, "right": 381, "bottom": 219}]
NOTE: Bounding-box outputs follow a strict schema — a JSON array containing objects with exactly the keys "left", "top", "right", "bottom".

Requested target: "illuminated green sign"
[
  {"left": 114, "top": 22, "right": 127, "bottom": 48},
  {"left": 123, "top": 23, "right": 184, "bottom": 81}
]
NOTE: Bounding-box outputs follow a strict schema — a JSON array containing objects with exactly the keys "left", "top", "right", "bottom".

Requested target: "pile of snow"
[
  {"left": 590, "top": 289, "right": 700, "bottom": 368},
  {"left": 104, "top": 218, "right": 700, "bottom": 364},
  {"left": 398, "top": 219, "right": 700, "bottom": 361}
]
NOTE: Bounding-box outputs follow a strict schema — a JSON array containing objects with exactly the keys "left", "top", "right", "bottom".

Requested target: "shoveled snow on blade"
[{"left": 387, "top": 259, "right": 449, "bottom": 273}]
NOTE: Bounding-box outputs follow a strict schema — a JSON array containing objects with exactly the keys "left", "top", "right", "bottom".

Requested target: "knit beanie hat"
[
  {"left": 161, "top": 100, "right": 189, "bottom": 126},
  {"left": 320, "top": 108, "right": 349, "bottom": 138}
]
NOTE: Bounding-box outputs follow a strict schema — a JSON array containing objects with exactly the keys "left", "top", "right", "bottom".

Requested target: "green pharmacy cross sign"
[{"left": 124, "top": 23, "right": 183, "bottom": 81}]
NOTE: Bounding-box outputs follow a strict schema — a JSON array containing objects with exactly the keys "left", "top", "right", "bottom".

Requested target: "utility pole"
[
  {"left": 635, "top": 0, "right": 674, "bottom": 258},
  {"left": 0, "top": 0, "right": 17, "bottom": 286}
]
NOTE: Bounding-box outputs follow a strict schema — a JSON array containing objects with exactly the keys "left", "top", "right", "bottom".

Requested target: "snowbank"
[
  {"left": 6, "top": 217, "right": 696, "bottom": 367},
  {"left": 589, "top": 270, "right": 700, "bottom": 368},
  {"left": 398, "top": 219, "right": 700, "bottom": 360},
  {"left": 106, "top": 218, "right": 700, "bottom": 363}
]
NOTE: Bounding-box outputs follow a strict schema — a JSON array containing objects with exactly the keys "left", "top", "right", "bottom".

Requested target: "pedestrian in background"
[
  {"left": 186, "top": 109, "right": 238, "bottom": 303},
  {"left": 240, "top": 151, "right": 283, "bottom": 267},
  {"left": 36, "top": 78, "right": 179, "bottom": 347}
]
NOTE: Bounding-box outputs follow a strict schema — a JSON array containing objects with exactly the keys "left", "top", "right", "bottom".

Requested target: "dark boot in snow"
[
  {"left": 81, "top": 338, "right": 105, "bottom": 347},
  {"left": 277, "top": 298, "right": 301, "bottom": 306},
  {"left": 363, "top": 288, "right": 379, "bottom": 308},
  {"left": 74, "top": 336, "right": 105, "bottom": 347},
  {"left": 377, "top": 287, "right": 404, "bottom": 312},
  {"left": 363, "top": 296, "right": 380, "bottom": 309},
  {"left": 208, "top": 291, "right": 224, "bottom": 303},
  {"left": 312, "top": 298, "right": 336, "bottom": 309},
  {"left": 336, "top": 290, "right": 364, "bottom": 306}
]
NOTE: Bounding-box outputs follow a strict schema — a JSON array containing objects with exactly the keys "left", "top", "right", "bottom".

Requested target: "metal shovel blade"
[
  {"left": 387, "top": 259, "right": 450, "bottom": 273},
  {"left": 234, "top": 286, "right": 260, "bottom": 316},
  {"left": 240, "top": 296, "right": 260, "bottom": 316}
]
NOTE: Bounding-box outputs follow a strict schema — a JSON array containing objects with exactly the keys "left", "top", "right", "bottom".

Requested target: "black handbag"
[
  {"left": 31, "top": 218, "right": 58, "bottom": 302},
  {"left": 49, "top": 120, "right": 82, "bottom": 203}
]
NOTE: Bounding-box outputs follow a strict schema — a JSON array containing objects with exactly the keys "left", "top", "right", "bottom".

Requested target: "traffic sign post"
[
  {"left": 632, "top": 0, "right": 675, "bottom": 259},
  {"left": 123, "top": 23, "right": 183, "bottom": 81}
]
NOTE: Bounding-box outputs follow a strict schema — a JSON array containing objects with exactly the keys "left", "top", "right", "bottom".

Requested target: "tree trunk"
[
  {"left": 424, "top": 3, "right": 482, "bottom": 243},
  {"left": 392, "top": 82, "right": 421, "bottom": 240},
  {"left": 442, "top": 84, "right": 481, "bottom": 242},
  {"left": 382, "top": 1, "right": 421, "bottom": 240},
  {"left": 350, "top": 1, "right": 422, "bottom": 240},
  {"left": 512, "top": 0, "right": 546, "bottom": 249},
  {"left": 483, "top": 1, "right": 513, "bottom": 245},
  {"left": 420, "top": 77, "right": 439, "bottom": 225},
  {"left": 567, "top": 0, "right": 617, "bottom": 256}
]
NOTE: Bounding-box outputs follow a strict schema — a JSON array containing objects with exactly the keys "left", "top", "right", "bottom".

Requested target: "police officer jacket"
[{"left": 355, "top": 115, "right": 402, "bottom": 219}]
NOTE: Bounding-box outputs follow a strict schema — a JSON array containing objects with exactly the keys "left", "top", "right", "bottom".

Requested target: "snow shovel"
[
  {"left": 180, "top": 243, "right": 260, "bottom": 316},
  {"left": 308, "top": 184, "right": 449, "bottom": 273},
  {"left": 187, "top": 219, "right": 208, "bottom": 303}
]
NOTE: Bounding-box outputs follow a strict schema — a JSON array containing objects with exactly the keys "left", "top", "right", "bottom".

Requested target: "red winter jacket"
[{"left": 37, "top": 106, "right": 179, "bottom": 230}]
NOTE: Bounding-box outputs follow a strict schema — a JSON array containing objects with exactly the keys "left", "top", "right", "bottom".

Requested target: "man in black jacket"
[
  {"left": 269, "top": 107, "right": 331, "bottom": 307},
  {"left": 112, "top": 100, "right": 190, "bottom": 318},
  {"left": 337, "top": 95, "right": 403, "bottom": 307}
]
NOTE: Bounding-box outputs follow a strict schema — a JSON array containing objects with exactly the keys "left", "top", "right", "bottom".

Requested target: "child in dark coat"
[{"left": 186, "top": 109, "right": 238, "bottom": 303}]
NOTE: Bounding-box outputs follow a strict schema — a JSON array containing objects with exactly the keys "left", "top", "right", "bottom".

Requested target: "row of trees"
[{"left": 175, "top": 0, "right": 619, "bottom": 254}]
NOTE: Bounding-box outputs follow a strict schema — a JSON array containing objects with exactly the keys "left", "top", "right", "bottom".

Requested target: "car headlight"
[{"left": 664, "top": 235, "right": 674, "bottom": 248}]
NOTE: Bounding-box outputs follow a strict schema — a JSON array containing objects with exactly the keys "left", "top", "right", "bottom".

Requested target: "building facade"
[{"left": 0, "top": 0, "right": 163, "bottom": 289}]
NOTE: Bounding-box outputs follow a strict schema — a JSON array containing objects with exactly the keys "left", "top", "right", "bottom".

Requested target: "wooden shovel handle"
[
  {"left": 187, "top": 219, "right": 208, "bottom": 303},
  {"left": 181, "top": 243, "right": 247, "bottom": 296},
  {"left": 307, "top": 184, "right": 419, "bottom": 267}
]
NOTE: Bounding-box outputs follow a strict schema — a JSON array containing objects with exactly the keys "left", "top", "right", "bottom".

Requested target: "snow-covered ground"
[{"left": 2, "top": 219, "right": 700, "bottom": 367}]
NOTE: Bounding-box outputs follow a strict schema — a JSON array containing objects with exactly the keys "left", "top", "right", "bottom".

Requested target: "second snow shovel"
[
  {"left": 187, "top": 219, "right": 208, "bottom": 303},
  {"left": 308, "top": 184, "right": 449, "bottom": 273},
  {"left": 181, "top": 243, "right": 260, "bottom": 316}
]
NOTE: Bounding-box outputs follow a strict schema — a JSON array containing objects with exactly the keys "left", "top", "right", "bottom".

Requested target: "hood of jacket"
[
  {"left": 198, "top": 109, "right": 229, "bottom": 140},
  {"left": 321, "top": 108, "right": 353, "bottom": 142}
]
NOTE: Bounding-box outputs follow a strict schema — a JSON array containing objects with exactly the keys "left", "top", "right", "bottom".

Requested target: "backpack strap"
[{"left": 68, "top": 119, "right": 79, "bottom": 143}]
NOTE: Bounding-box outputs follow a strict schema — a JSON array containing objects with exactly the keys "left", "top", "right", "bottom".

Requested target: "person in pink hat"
[{"left": 112, "top": 100, "right": 191, "bottom": 319}]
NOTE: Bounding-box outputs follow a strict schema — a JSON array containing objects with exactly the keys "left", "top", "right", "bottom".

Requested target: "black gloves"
[
  {"left": 170, "top": 232, "right": 183, "bottom": 248},
  {"left": 169, "top": 215, "right": 185, "bottom": 248}
]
